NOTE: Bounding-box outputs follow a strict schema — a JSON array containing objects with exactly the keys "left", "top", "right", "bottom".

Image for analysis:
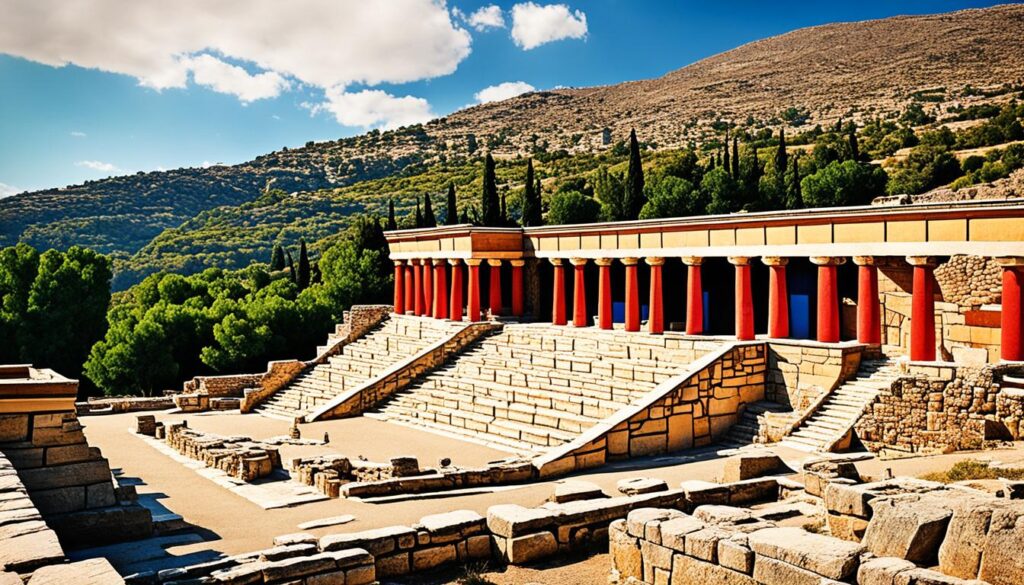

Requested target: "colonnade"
[{"left": 392, "top": 255, "right": 1024, "bottom": 363}]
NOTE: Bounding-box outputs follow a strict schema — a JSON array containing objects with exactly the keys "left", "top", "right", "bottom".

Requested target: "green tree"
[
  {"left": 723, "top": 130, "right": 731, "bottom": 177},
  {"left": 0, "top": 244, "right": 40, "bottom": 363},
  {"left": 593, "top": 166, "right": 626, "bottom": 221},
  {"left": 521, "top": 159, "right": 543, "bottom": 227},
  {"left": 386, "top": 199, "right": 397, "bottom": 231},
  {"left": 702, "top": 168, "right": 741, "bottom": 215},
  {"left": 885, "top": 145, "right": 961, "bottom": 195},
  {"left": 445, "top": 183, "right": 459, "bottom": 225},
  {"left": 639, "top": 176, "right": 697, "bottom": 219},
  {"left": 623, "top": 129, "right": 646, "bottom": 219},
  {"left": 731, "top": 137, "right": 740, "bottom": 178},
  {"left": 801, "top": 160, "right": 888, "bottom": 207},
  {"left": 774, "top": 129, "right": 788, "bottom": 197},
  {"left": 270, "top": 245, "right": 285, "bottom": 271},
  {"left": 848, "top": 128, "right": 860, "bottom": 162},
  {"left": 414, "top": 198, "right": 424, "bottom": 228},
  {"left": 286, "top": 249, "right": 296, "bottom": 284},
  {"left": 297, "top": 239, "right": 311, "bottom": 290},
  {"left": 423, "top": 193, "right": 437, "bottom": 228},
  {"left": 481, "top": 153, "right": 501, "bottom": 226},
  {"left": 787, "top": 155, "right": 804, "bottom": 209},
  {"left": 547, "top": 191, "right": 602, "bottom": 225}
]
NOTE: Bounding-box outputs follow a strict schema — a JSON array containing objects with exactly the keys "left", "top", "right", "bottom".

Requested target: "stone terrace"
[
  {"left": 255, "top": 316, "right": 465, "bottom": 419},
  {"left": 366, "top": 324, "right": 721, "bottom": 454}
]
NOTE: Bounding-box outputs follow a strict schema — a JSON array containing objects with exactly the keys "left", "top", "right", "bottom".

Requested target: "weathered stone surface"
[
  {"left": 827, "top": 512, "right": 870, "bottom": 541},
  {"left": 553, "top": 480, "right": 605, "bottom": 503},
  {"left": 260, "top": 553, "right": 336, "bottom": 582},
  {"left": 718, "top": 537, "right": 755, "bottom": 574},
  {"left": 684, "top": 527, "right": 729, "bottom": 562},
  {"left": 412, "top": 544, "right": 456, "bottom": 570},
  {"left": 417, "top": 509, "right": 484, "bottom": 535},
  {"left": 747, "top": 526, "right": 863, "bottom": 580},
  {"left": 486, "top": 504, "right": 556, "bottom": 538},
  {"left": 659, "top": 514, "right": 707, "bottom": 553},
  {"left": 863, "top": 496, "right": 953, "bottom": 563},
  {"left": 626, "top": 508, "right": 683, "bottom": 539},
  {"left": 618, "top": 477, "right": 670, "bottom": 496},
  {"left": 610, "top": 520, "right": 642, "bottom": 581},
  {"left": 272, "top": 532, "right": 317, "bottom": 547},
  {"left": 857, "top": 556, "right": 916, "bottom": 585},
  {"left": 752, "top": 555, "right": 841, "bottom": 585},
  {"left": 937, "top": 501, "right": 992, "bottom": 580},
  {"left": 319, "top": 525, "right": 415, "bottom": 555},
  {"left": 27, "top": 558, "right": 123, "bottom": 585},
  {"left": 504, "top": 531, "right": 557, "bottom": 564},
  {"left": 979, "top": 507, "right": 1024, "bottom": 585},
  {"left": 671, "top": 553, "right": 756, "bottom": 585},
  {"left": 802, "top": 457, "right": 861, "bottom": 497},
  {"left": 695, "top": 505, "right": 754, "bottom": 525},
  {"left": 722, "top": 454, "right": 784, "bottom": 483},
  {"left": 893, "top": 566, "right": 984, "bottom": 584},
  {"left": 258, "top": 543, "right": 318, "bottom": 562},
  {"left": 0, "top": 525, "right": 64, "bottom": 572}
]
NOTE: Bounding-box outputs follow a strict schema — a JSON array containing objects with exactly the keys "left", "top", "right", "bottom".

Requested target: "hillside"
[{"left": 3, "top": 4, "right": 1024, "bottom": 285}]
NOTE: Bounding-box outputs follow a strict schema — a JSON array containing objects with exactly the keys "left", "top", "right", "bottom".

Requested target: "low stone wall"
[
  {"left": 854, "top": 362, "right": 1024, "bottom": 453},
  {"left": 307, "top": 321, "right": 503, "bottom": 421},
  {"left": 0, "top": 450, "right": 64, "bottom": 576},
  {"left": 534, "top": 343, "right": 766, "bottom": 477},
  {"left": 765, "top": 341, "right": 863, "bottom": 411},
  {"left": 163, "top": 423, "right": 281, "bottom": 481},
  {"left": 289, "top": 454, "right": 534, "bottom": 498},
  {"left": 76, "top": 395, "right": 176, "bottom": 415}
]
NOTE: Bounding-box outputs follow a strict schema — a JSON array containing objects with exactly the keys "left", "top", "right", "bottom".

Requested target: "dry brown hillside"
[{"left": 434, "top": 4, "right": 1024, "bottom": 152}]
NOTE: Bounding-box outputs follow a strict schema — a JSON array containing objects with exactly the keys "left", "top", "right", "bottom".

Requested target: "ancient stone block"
[
  {"left": 658, "top": 514, "right": 707, "bottom": 553},
  {"left": 418, "top": 509, "right": 484, "bottom": 536},
  {"left": 0, "top": 415, "right": 29, "bottom": 443},
  {"left": 319, "top": 525, "right": 415, "bottom": 556},
  {"left": 504, "top": 531, "right": 557, "bottom": 564},
  {"left": 618, "top": 477, "right": 668, "bottom": 496},
  {"left": 752, "top": 554, "right": 840, "bottom": 585},
  {"left": 626, "top": 508, "right": 682, "bottom": 539},
  {"left": 827, "top": 512, "right": 870, "bottom": 541},
  {"left": 718, "top": 538, "right": 755, "bottom": 574},
  {"left": 486, "top": 504, "right": 556, "bottom": 538},
  {"left": 747, "top": 527, "right": 863, "bottom": 580},
  {"left": 863, "top": 497, "right": 952, "bottom": 564},
  {"left": 857, "top": 556, "right": 916, "bottom": 585},
  {"left": 25, "top": 557, "right": 123, "bottom": 585},
  {"left": 695, "top": 505, "right": 754, "bottom": 525},
  {"left": 671, "top": 553, "right": 756, "bottom": 585},
  {"left": 260, "top": 553, "right": 337, "bottom": 582},
  {"left": 610, "top": 520, "right": 642, "bottom": 580},
  {"left": 553, "top": 480, "right": 605, "bottom": 503},
  {"left": 684, "top": 527, "right": 729, "bottom": 562},
  {"left": 722, "top": 453, "right": 784, "bottom": 483},
  {"left": 979, "top": 508, "right": 1024, "bottom": 585},
  {"left": 937, "top": 501, "right": 992, "bottom": 580},
  {"left": 412, "top": 544, "right": 456, "bottom": 571}
]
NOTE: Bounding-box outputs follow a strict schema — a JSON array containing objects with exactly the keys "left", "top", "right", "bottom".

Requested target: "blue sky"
[{"left": 0, "top": 0, "right": 1013, "bottom": 194}]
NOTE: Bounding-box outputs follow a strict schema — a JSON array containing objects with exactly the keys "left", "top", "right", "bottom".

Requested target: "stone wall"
[
  {"left": 854, "top": 362, "right": 1024, "bottom": 453},
  {"left": 162, "top": 423, "right": 281, "bottom": 482},
  {"left": 535, "top": 343, "right": 766, "bottom": 477},
  {"left": 76, "top": 395, "right": 176, "bottom": 415},
  {"left": 765, "top": 341, "right": 863, "bottom": 410},
  {"left": 0, "top": 449, "right": 64, "bottom": 576},
  {"left": 307, "top": 321, "right": 503, "bottom": 421}
]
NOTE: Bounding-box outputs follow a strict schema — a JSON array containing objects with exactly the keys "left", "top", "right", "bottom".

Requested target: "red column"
[
  {"left": 551, "top": 259, "right": 566, "bottom": 325},
  {"left": 854, "top": 256, "right": 881, "bottom": 345},
  {"left": 624, "top": 258, "right": 640, "bottom": 332},
  {"left": 908, "top": 256, "right": 936, "bottom": 361},
  {"left": 684, "top": 257, "right": 704, "bottom": 335},
  {"left": 449, "top": 260, "right": 464, "bottom": 322},
  {"left": 393, "top": 260, "right": 405, "bottom": 314},
  {"left": 413, "top": 260, "right": 424, "bottom": 316},
  {"left": 597, "top": 259, "right": 613, "bottom": 330},
  {"left": 571, "top": 259, "right": 588, "bottom": 327},
  {"left": 763, "top": 257, "right": 789, "bottom": 338},
  {"left": 647, "top": 258, "right": 665, "bottom": 334},
  {"left": 731, "top": 257, "right": 754, "bottom": 341},
  {"left": 432, "top": 260, "right": 448, "bottom": 320},
  {"left": 404, "top": 263, "right": 415, "bottom": 315},
  {"left": 467, "top": 259, "right": 482, "bottom": 322},
  {"left": 423, "top": 259, "right": 433, "bottom": 318},
  {"left": 1000, "top": 260, "right": 1024, "bottom": 361},
  {"left": 812, "top": 256, "right": 844, "bottom": 343},
  {"left": 487, "top": 259, "right": 503, "bottom": 317},
  {"left": 510, "top": 260, "right": 525, "bottom": 318}
]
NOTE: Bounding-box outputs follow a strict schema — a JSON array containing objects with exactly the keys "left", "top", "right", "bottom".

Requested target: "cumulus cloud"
[
  {"left": 467, "top": 5, "right": 505, "bottom": 31},
  {"left": 510, "top": 2, "right": 587, "bottom": 50},
  {"left": 314, "top": 88, "right": 435, "bottom": 130},
  {"left": 475, "top": 81, "right": 535, "bottom": 103},
  {"left": 75, "top": 160, "right": 122, "bottom": 173},
  {"left": 70, "top": 130, "right": 86, "bottom": 138},
  {"left": 0, "top": 0, "right": 470, "bottom": 111},
  {"left": 0, "top": 182, "right": 21, "bottom": 198}
]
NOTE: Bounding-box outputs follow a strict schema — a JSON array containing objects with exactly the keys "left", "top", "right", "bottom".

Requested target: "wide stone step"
[
  {"left": 418, "top": 374, "right": 629, "bottom": 417},
  {"left": 365, "top": 412, "right": 542, "bottom": 455}
]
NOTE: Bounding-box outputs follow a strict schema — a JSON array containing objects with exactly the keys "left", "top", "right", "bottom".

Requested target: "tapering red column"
[
  {"left": 551, "top": 259, "right": 566, "bottom": 325},
  {"left": 487, "top": 259, "right": 503, "bottom": 317},
  {"left": 854, "top": 256, "right": 881, "bottom": 345},
  {"left": 432, "top": 259, "right": 448, "bottom": 320},
  {"left": 422, "top": 258, "right": 433, "bottom": 318},
  {"left": 596, "top": 259, "right": 613, "bottom": 330},
  {"left": 449, "top": 259, "right": 464, "bottom": 322},
  {"left": 998, "top": 258, "right": 1024, "bottom": 361},
  {"left": 393, "top": 260, "right": 406, "bottom": 314},
  {"left": 763, "top": 257, "right": 789, "bottom": 338},
  {"left": 404, "top": 263, "right": 415, "bottom": 315},
  {"left": 623, "top": 257, "right": 640, "bottom": 332},
  {"left": 730, "top": 257, "right": 754, "bottom": 341},
  {"left": 812, "top": 256, "right": 844, "bottom": 343},
  {"left": 908, "top": 256, "right": 936, "bottom": 361},
  {"left": 413, "top": 260, "right": 425, "bottom": 316},
  {"left": 510, "top": 259, "right": 525, "bottom": 318},
  {"left": 467, "top": 259, "right": 482, "bottom": 322},
  {"left": 683, "top": 257, "right": 704, "bottom": 335},
  {"left": 571, "top": 258, "right": 589, "bottom": 327},
  {"left": 647, "top": 257, "right": 665, "bottom": 334}
]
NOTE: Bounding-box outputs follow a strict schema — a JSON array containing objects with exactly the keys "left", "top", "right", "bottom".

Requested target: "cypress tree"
[
  {"left": 415, "top": 198, "right": 424, "bottom": 228},
  {"left": 623, "top": 129, "right": 646, "bottom": 219},
  {"left": 386, "top": 199, "right": 397, "bottom": 231},
  {"left": 723, "top": 130, "right": 730, "bottom": 177},
  {"left": 731, "top": 136, "right": 740, "bottom": 178},
  {"left": 423, "top": 193, "right": 437, "bottom": 228},
  {"left": 788, "top": 154, "right": 804, "bottom": 209},
  {"left": 744, "top": 146, "right": 763, "bottom": 208},
  {"left": 774, "top": 128, "right": 788, "bottom": 201},
  {"left": 481, "top": 153, "right": 501, "bottom": 226},
  {"left": 522, "top": 159, "right": 542, "bottom": 227},
  {"left": 500, "top": 191, "right": 508, "bottom": 225},
  {"left": 848, "top": 128, "right": 860, "bottom": 162},
  {"left": 270, "top": 244, "right": 285, "bottom": 271},
  {"left": 445, "top": 183, "right": 458, "bottom": 225},
  {"left": 297, "top": 239, "right": 311, "bottom": 290},
  {"left": 286, "top": 249, "right": 296, "bottom": 284},
  {"left": 708, "top": 155, "right": 716, "bottom": 170},
  {"left": 459, "top": 207, "right": 470, "bottom": 224}
]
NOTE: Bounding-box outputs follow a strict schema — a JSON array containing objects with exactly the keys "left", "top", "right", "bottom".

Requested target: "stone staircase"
[
  {"left": 719, "top": 401, "right": 793, "bottom": 448},
  {"left": 254, "top": 316, "right": 464, "bottom": 420},
  {"left": 780, "top": 359, "right": 898, "bottom": 452},
  {"left": 365, "top": 325, "right": 714, "bottom": 455}
]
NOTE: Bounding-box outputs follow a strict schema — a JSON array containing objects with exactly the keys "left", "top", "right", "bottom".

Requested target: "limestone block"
[
  {"left": 306, "top": 570, "right": 346, "bottom": 585},
  {"left": 722, "top": 454, "right": 784, "bottom": 483},
  {"left": 553, "top": 480, "right": 605, "bottom": 503},
  {"left": 680, "top": 480, "right": 730, "bottom": 508},
  {"left": 752, "top": 555, "right": 844, "bottom": 585},
  {"left": 272, "top": 532, "right": 317, "bottom": 547},
  {"left": 260, "top": 553, "right": 337, "bottom": 582},
  {"left": 319, "top": 525, "right": 415, "bottom": 556},
  {"left": 85, "top": 482, "right": 117, "bottom": 508},
  {"left": 618, "top": 477, "right": 669, "bottom": 496},
  {"left": 465, "top": 534, "right": 491, "bottom": 559},
  {"left": 418, "top": 509, "right": 484, "bottom": 536},
  {"left": 827, "top": 512, "right": 870, "bottom": 541},
  {"left": 17, "top": 459, "right": 112, "bottom": 491},
  {"left": 894, "top": 567, "right": 986, "bottom": 584},
  {"left": 626, "top": 508, "right": 683, "bottom": 539},
  {"left": 684, "top": 527, "right": 730, "bottom": 562},
  {"left": 640, "top": 540, "right": 673, "bottom": 583},
  {"left": 504, "top": 531, "right": 557, "bottom": 564},
  {"left": 694, "top": 505, "right": 754, "bottom": 525},
  {"left": 863, "top": 497, "right": 953, "bottom": 563},
  {"left": 858, "top": 556, "right": 917, "bottom": 585},
  {"left": 802, "top": 458, "right": 860, "bottom": 497},
  {"left": 344, "top": 564, "right": 375, "bottom": 585},
  {"left": 610, "top": 520, "right": 643, "bottom": 581},
  {"left": 0, "top": 527, "right": 64, "bottom": 573},
  {"left": 26, "top": 558, "right": 123, "bottom": 585},
  {"left": 747, "top": 527, "right": 863, "bottom": 580},
  {"left": 486, "top": 504, "right": 556, "bottom": 538},
  {"left": 718, "top": 538, "right": 755, "bottom": 574},
  {"left": 45, "top": 444, "right": 92, "bottom": 466},
  {"left": 824, "top": 481, "right": 876, "bottom": 518},
  {"left": 412, "top": 544, "right": 456, "bottom": 571},
  {"left": 0, "top": 415, "right": 29, "bottom": 442},
  {"left": 31, "top": 485, "right": 85, "bottom": 514},
  {"left": 376, "top": 552, "right": 410, "bottom": 577},
  {"left": 670, "top": 553, "right": 756, "bottom": 585},
  {"left": 258, "top": 543, "right": 318, "bottom": 562},
  {"left": 658, "top": 515, "right": 707, "bottom": 553},
  {"left": 937, "top": 502, "right": 992, "bottom": 580},
  {"left": 979, "top": 508, "right": 1024, "bottom": 585}
]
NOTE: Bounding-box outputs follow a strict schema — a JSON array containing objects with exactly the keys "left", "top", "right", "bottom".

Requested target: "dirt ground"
[{"left": 74, "top": 410, "right": 1024, "bottom": 580}]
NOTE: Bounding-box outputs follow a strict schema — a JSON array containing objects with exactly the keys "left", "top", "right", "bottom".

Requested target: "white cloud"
[
  {"left": 0, "top": 182, "right": 21, "bottom": 198},
  {"left": 186, "top": 54, "right": 289, "bottom": 103},
  {"left": 75, "top": 160, "right": 122, "bottom": 173},
  {"left": 314, "top": 88, "right": 434, "bottom": 130},
  {"left": 510, "top": 2, "right": 587, "bottom": 50},
  {"left": 475, "top": 81, "right": 535, "bottom": 103},
  {"left": 0, "top": 0, "right": 470, "bottom": 109},
  {"left": 70, "top": 130, "right": 86, "bottom": 138},
  {"left": 467, "top": 5, "right": 505, "bottom": 31}
]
